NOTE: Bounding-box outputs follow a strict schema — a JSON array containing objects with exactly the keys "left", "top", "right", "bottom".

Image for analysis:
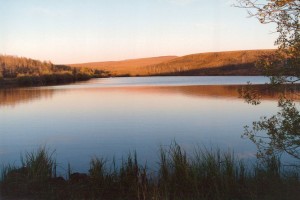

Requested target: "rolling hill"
[
  {"left": 70, "top": 56, "right": 178, "bottom": 76},
  {"left": 70, "top": 50, "right": 275, "bottom": 76}
]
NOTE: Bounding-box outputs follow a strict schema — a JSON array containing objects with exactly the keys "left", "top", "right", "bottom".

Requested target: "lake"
[{"left": 0, "top": 76, "right": 281, "bottom": 174}]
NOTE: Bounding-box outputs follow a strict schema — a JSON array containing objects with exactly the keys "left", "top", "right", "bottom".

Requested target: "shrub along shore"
[
  {"left": 0, "top": 71, "right": 104, "bottom": 87},
  {"left": 1, "top": 143, "right": 300, "bottom": 200},
  {"left": 0, "top": 68, "right": 110, "bottom": 88}
]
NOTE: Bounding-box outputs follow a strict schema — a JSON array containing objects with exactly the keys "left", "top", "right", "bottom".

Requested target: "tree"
[
  {"left": 237, "top": 0, "right": 299, "bottom": 84},
  {"left": 237, "top": 0, "right": 300, "bottom": 160}
]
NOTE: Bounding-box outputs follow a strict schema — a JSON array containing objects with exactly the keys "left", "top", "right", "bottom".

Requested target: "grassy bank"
[{"left": 1, "top": 143, "right": 300, "bottom": 200}]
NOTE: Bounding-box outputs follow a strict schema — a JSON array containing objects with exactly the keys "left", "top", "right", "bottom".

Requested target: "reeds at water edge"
[{"left": 1, "top": 143, "right": 300, "bottom": 199}]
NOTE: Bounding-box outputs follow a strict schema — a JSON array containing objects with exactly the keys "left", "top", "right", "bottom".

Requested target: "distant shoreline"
[
  {"left": 0, "top": 74, "right": 267, "bottom": 89},
  {"left": 0, "top": 74, "right": 93, "bottom": 88},
  {"left": 1, "top": 50, "right": 276, "bottom": 88}
]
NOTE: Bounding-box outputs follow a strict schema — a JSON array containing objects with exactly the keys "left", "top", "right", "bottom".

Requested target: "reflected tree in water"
[
  {"left": 244, "top": 98, "right": 300, "bottom": 159},
  {"left": 237, "top": 0, "right": 300, "bottom": 160}
]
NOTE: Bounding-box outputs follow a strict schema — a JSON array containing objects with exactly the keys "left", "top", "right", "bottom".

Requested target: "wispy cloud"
[
  {"left": 226, "top": 0, "right": 236, "bottom": 6},
  {"left": 29, "top": 6, "right": 68, "bottom": 18},
  {"left": 167, "top": 0, "right": 198, "bottom": 6},
  {"left": 30, "top": 6, "right": 55, "bottom": 17},
  {"left": 194, "top": 22, "right": 233, "bottom": 34}
]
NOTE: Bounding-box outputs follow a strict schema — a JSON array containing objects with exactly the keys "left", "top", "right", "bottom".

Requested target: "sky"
[{"left": 0, "top": 0, "right": 277, "bottom": 64}]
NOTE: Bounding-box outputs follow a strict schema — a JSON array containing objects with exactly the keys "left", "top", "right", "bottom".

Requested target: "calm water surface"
[{"left": 0, "top": 76, "right": 279, "bottom": 173}]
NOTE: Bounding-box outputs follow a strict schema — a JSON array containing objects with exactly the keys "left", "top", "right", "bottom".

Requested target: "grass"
[
  {"left": 1, "top": 143, "right": 300, "bottom": 199},
  {"left": 1, "top": 147, "right": 56, "bottom": 198}
]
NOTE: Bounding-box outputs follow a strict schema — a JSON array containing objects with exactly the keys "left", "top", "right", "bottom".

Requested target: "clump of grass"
[
  {"left": 21, "top": 147, "right": 56, "bottom": 180},
  {"left": 157, "top": 142, "right": 194, "bottom": 199},
  {"left": 157, "top": 143, "right": 249, "bottom": 199},
  {"left": 114, "top": 151, "right": 149, "bottom": 200},
  {"left": 89, "top": 157, "right": 106, "bottom": 180},
  {"left": 1, "top": 147, "right": 56, "bottom": 198}
]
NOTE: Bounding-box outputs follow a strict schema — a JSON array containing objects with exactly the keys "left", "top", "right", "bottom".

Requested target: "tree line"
[{"left": 0, "top": 55, "right": 110, "bottom": 86}]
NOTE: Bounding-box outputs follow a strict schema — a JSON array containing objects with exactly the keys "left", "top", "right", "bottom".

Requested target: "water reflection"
[
  {"left": 1, "top": 77, "right": 300, "bottom": 173},
  {"left": 1, "top": 84, "right": 299, "bottom": 107},
  {"left": 0, "top": 88, "right": 55, "bottom": 107},
  {"left": 102, "top": 85, "right": 300, "bottom": 100}
]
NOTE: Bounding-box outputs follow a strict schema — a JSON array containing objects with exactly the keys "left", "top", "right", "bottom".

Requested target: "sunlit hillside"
[
  {"left": 71, "top": 50, "right": 275, "bottom": 76},
  {"left": 142, "top": 50, "right": 275, "bottom": 76},
  {"left": 70, "top": 56, "right": 178, "bottom": 76}
]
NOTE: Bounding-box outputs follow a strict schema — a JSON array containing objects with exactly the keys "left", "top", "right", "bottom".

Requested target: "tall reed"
[{"left": 1, "top": 144, "right": 300, "bottom": 200}]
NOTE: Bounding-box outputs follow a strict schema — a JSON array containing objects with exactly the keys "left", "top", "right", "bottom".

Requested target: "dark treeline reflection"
[
  {"left": 1, "top": 84, "right": 300, "bottom": 107},
  {"left": 0, "top": 89, "right": 54, "bottom": 107}
]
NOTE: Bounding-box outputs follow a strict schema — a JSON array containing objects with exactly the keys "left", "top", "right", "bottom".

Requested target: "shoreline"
[
  {"left": 0, "top": 74, "right": 267, "bottom": 89},
  {"left": 0, "top": 74, "right": 96, "bottom": 89}
]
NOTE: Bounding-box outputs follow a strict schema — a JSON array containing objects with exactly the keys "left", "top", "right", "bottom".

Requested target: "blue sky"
[{"left": 0, "top": 0, "right": 277, "bottom": 64}]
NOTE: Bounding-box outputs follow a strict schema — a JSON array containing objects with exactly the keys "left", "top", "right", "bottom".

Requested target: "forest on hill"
[
  {"left": 70, "top": 56, "right": 178, "bottom": 77},
  {"left": 71, "top": 50, "right": 275, "bottom": 76},
  {"left": 142, "top": 50, "right": 275, "bottom": 76},
  {"left": 0, "top": 55, "right": 109, "bottom": 87}
]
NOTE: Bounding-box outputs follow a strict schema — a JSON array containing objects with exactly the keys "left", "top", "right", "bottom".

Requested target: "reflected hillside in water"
[
  {"left": 1, "top": 84, "right": 300, "bottom": 107},
  {"left": 153, "top": 84, "right": 300, "bottom": 100},
  {"left": 0, "top": 88, "right": 55, "bottom": 107},
  {"left": 70, "top": 84, "right": 300, "bottom": 101}
]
